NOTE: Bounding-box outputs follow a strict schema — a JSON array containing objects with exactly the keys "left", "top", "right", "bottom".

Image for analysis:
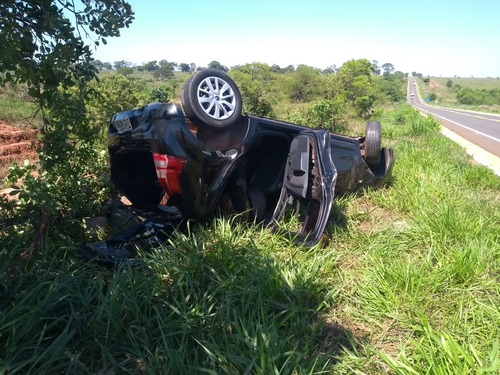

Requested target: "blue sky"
[{"left": 87, "top": 0, "right": 500, "bottom": 77}]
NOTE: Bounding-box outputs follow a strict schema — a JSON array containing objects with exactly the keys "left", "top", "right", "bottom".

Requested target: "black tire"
[
  {"left": 181, "top": 69, "right": 242, "bottom": 130},
  {"left": 364, "top": 121, "right": 382, "bottom": 168}
]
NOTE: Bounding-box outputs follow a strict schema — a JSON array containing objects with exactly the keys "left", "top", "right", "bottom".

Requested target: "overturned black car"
[{"left": 82, "top": 69, "right": 393, "bottom": 263}]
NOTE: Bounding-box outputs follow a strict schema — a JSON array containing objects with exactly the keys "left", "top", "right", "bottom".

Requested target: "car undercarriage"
[{"left": 81, "top": 69, "right": 394, "bottom": 264}]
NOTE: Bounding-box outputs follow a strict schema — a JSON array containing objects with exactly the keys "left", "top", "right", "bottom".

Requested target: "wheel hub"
[{"left": 197, "top": 76, "right": 236, "bottom": 120}]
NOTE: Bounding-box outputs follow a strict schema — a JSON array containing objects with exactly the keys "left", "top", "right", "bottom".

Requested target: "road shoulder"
[{"left": 440, "top": 126, "right": 500, "bottom": 176}]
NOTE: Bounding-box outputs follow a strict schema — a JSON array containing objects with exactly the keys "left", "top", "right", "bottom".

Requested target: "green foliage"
[
  {"left": 153, "top": 65, "right": 174, "bottom": 80},
  {"left": 5, "top": 149, "right": 111, "bottom": 233},
  {"left": 408, "top": 113, "right": 440, "bottom": 136},
  {"left": 178, "top": 63, "right": 191, "bottom": 73},
  {"left": 322, "top": 64, "right": 338, "bottom": 74},
  {"left": 446, "top": 79, "right": 453, "bottom": 89},
  {"left": 379, "top": 321, "right": 499, "bottom": 374},
  {"left": 2, "top": 102, "right": 500, "bottom": 374},
  {"left": 303, "top": 98, "right": 348, "bottom": 132},
  {"left": 208, "top": 60, "right": 229, "bottom": 72},
  {"left": 373, "top": 73, "right": 407, "bottom": 103},
  {"left": 0, "top": 1, "right": 134, "bottom": 239},
  {"left": 288, "top": 65, "right": 323, "bottom": 102},
  {"left": 381, "top": 62, "right": 395, "bottom": 75},
  {"left": 335, "top": 59, "right": 376, "bottom": 117},
  {"left": 0, "top": 219, "right": 336, "bottom": 373},
  {"left": 113, "top": 60, "right": 131, "bottom": 69},
  {"left": 116, "top": 66, "right": 134, "bottom": 76},
  {"left": 0, "top": 84, "right": 41, "bottom": 127},
  {"left": 0, "top": 1, "right": 133, "bottom": 90},
  {"left": 85, "top": 74, "right": 140, "bottom": 135},
  {"left": 417, "top": 77, "right": 500, "bottom": 113},
  {"left": 149, "top": 85, "right": 172, "bottom": 103},
  {"left": 456, "top": 87, "right": 500, "bottom": 105},
  {"left": 142, "top": 60, "right": 159, "bottom": 71},
  {"left": 231, "top": 63, "right": 276, "bottom": 116}
]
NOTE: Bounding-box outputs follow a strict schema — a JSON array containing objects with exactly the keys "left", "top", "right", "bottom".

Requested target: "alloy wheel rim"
[{"left": 196, "top": 76, "right": 236, "bottom": 120}]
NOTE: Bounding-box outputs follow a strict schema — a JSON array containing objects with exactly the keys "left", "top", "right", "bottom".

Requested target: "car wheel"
[
  {"left": 364, "top": 121, "right": 382, "bottom": 168},
  {"left": 181, "top": 69, "right": 242, "bottom": 130}
]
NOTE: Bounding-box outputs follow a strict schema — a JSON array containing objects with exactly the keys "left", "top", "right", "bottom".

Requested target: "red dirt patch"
[
  {"left": 0, "top": 120, "right": 38, "bottom": 181},
  {"left": 429, "top": 79, "right": 442, "bottom": 90}
]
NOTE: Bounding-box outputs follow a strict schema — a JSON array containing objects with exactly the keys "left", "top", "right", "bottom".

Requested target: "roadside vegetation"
[
  {"left": 415, "top": 75, "right": 500, "bottom": 113},
  {"left": 1, "top": 105, "right": 499, "bottom": 373},
  {"left": 1, "top": 1, "right": 499, "bottom": 374}
]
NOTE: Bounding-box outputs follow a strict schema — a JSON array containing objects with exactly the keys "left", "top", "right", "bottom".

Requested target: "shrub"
[
  {"left": 150, "top": 86, "right": 172, "bottom": 103},
  {"left": 456, "top": 88, "right": 484, "bottom": 105}
]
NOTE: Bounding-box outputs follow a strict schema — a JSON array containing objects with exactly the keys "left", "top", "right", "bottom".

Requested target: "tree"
[
  {"left": 0, "top": 1, "right": 134, "bottom": 241},
  {"left": 153, "top": 65, "right": 174, "bottom": 79},
  {"left": 231, "top": 63, "right": 275, "bottom": 116},
  {"left": 102, "top": 62, "right": 113, "bottom": 70},
  {"left": 85, "top": 74, "right": 140, "bottom": 134},
  {"left": 116, "top": 66, "right": 134, "bottom": 76},
  {"left": 288, "top": 65, "right": 322, "bottom": 102},
  {"left": 335, "top": 59, "right": 376, "bottom": 117},
  {"left": 374, "top": 73, "right": 406, "bottom": 103},
  {"left": 270, "top": 64, "right": 282, "bottom": 73},
  {"left": 179, "top": 63, "right": 191, "bottom": 73},
  {"left": 446, "top": 79, "right": 453, "bottom": 89},
  {"left": 0, "top": 0, "right": 134, "bottom": 163},
  {"left": 381, "top": 63, "right": 395, "bottom": 75},
  {"left": 91, "top": 60, "right": 105, "bottom": 70},
  {"left": 322, "top": 65, "right": 338, "bottom": 74},
  {"left": 113, "top": 60, "right": 132, "bottom": 69},
  {"left": 143, "top": 60, "right": 159, "bottom": 71},
  {"left": 0, "top": 1, "right": 133, "bottom": 90},
  {"left": 208, "top": 61, "right": 228, "bottom": 72},
  {"left": 159, "top": 59, "right": 177, "bottom": 70}
]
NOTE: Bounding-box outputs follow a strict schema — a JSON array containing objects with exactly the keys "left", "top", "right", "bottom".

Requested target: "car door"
[{"left": 271, "top": 129, "right": 337, "bottom": 246}]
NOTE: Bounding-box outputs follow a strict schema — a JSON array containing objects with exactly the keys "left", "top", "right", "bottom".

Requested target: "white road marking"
[{"left": 415, "top": 105, "right": 500, "bottom": 143}]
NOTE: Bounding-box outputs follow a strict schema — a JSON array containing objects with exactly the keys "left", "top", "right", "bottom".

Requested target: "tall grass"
[
  {"left": 1, "top": 219, "right": 342, "bottom": 373},
  {"left": 1, "top": 104, "right": 499, "bottom": 373},
  {"left": 325, "top": 105, "right": 500, "bottom": 373}
]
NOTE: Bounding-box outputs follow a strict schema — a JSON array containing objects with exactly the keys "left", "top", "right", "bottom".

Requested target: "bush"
[
  {"left": 456, "top": 87, "right": 500, "bottom": 106},
  {"left": 2, "top": 74, "right": 141, "bottom": 240},
  {"left": 149, "top": 86, "right": 172, "bottom": 103},
  {"left": 116, "top": 67, "right": 134, "bottom": 76},
  {"left": 231, "top": 66, "right": 275, "bottom": 116},
  {"left": 85, "top": 74, "right": 140, "bottom": 144},
  {"left": 306, "top": 98, "right": 348, "bottom": 132},
  {"left": 456, "top": 88, "right": 484, "bottom": 105}
]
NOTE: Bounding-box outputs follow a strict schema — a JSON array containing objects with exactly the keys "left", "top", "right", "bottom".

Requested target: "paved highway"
[{"left": 408, "top": 79, "right": 500, "bottom": 158}]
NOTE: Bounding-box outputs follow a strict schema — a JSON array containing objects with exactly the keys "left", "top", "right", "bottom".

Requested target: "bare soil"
[{"left": 0, "top": 120, "right": 38, "bottom": 182}]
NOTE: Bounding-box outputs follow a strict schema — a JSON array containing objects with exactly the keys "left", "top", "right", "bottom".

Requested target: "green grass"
[
  {"left": 430, "top": 77, "right": 500, "bottom": 89},
  {"left": 0, "top": 84, "right": 42, "bottom": 128},
  {"left": 1, "top": 104, "right": 499, "bottom": 373}
]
